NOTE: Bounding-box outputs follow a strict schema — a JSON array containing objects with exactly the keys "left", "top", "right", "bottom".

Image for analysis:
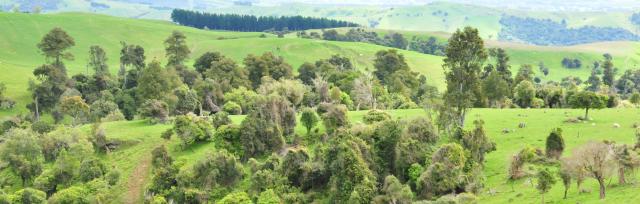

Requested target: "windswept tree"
[
  {"left": 442, "top": 27, "right": 487, "bottom": 127},
  {"left": 569, "top": 141, "right": 614, "bottom": 199},
  {"left": 569, "top": 91, "right": 608, "bottom": 120},
  {"left": 37, "top": 27, "right": 75, "bottom": 67},
  {"left": 164, "top": 30, "right": 191, "bottom": 66}
]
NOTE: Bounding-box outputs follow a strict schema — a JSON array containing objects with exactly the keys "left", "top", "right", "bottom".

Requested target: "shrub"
[
  {"left": 139, "top": 99, "right": 169, "bottom": 123},
  {"left": 363, "top": 109, "right": 391, "bottom": 124},
  {"left": 173, "top": 113, "right": 213, "bottom": 148},
  {"left": 106, "top": 169, "right": 120, "bottom": 185},
  {"left": 300, "top": 108, "right": 319, "bottom": 135},
  {"left": 31, "top": 121, "right": 54, "bottom": 134},
  {"left": 223, "top": 102, "right": 242, "bottom": 115},
  {"left": 545, "top": 128, "right": 565, "bottom": 159}
]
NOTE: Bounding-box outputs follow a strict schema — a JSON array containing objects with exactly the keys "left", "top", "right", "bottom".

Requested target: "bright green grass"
[
  {"left": 0, "top": 12, "right": 444, "bottom": 118},
  {"left": 75, "top": 108, "right": 640, "bottom": 203}
]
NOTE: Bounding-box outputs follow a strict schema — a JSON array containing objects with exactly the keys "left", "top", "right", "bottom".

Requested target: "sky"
[{"left": 258, "top": 0, "right": 640, "bottom": 11}]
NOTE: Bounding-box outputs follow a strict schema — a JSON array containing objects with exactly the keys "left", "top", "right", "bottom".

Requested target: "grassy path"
[{"left": 123, "top": 152, "right": 152, "bottom": 204}]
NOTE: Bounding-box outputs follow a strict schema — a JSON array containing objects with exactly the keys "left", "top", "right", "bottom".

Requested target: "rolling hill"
[{"left": 0, "top": 12, "right": 445, "bottom": 118}]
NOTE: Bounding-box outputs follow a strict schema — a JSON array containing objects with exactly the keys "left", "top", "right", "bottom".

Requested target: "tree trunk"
[
  {"left": 598, "top": 178, "right": 606, "bottom": 199},
  {"left": 34, "top": 95, "right": 40, "bottom": 121},
  {"left": 619, "top": 167, "right": 626, "bottom": 185},
  {"left": 563, "top": 187, "right": 568, "bottom": 199},
  {"left": 584, "top": 108, "right": 589, "bottom": 120}
]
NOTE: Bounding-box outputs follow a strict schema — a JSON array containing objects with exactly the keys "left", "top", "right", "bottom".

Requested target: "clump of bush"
[
  {"left": 223, "top": 102, "right": 242, "bottom": 115},
  {"left": 363, "top": 109, "right": 391, "bottom": 124}
]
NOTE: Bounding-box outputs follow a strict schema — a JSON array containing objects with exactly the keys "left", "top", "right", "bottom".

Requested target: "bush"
[
  {"left": 173, "top": 113, "right": 213, "bottom": 148},
  {"left": 139, "top": 99, "right": 169, "bottom": 123},
  {"left": 212, "top": 111, "right": 232, "bottom": 128},
  {"left": 106, "top": 169, "right": 120, "bottom": 185},
  {"left": 363, "top": 109, "right": 391, "bottom": 124},
  {"left": 31, "top": 121, "right": 54, "bottom": 134},
  {"left": 223, "top": 102, "right": 242, "bottom": 115},
  {"left": 545, "top": 128, "right": 565, "bottom": 159}
]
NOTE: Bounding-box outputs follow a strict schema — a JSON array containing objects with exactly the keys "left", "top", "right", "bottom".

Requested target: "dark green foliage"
[
  {"left": 78, "top": 157, "right": 107, "bottom": 182},
  {"left": 404, "top": 117, "right": 439, "bottom": 144},
  {"left": 561, "top": 58, "right": 582, "bottom": 69},
  {"left": 300, "top": 108, "right": 319, "bottom": 135},
  {"left": 139, "top": 99, "right": 170, "bottom": 123},
  {"left": 569, "top": 91, "right": 608, "bottom": 119},
  {"left": 194, "top": 52, "right": 222, "bottom": 74},
  {"left": 160, "top": 128, "right": 173, "bottom": 140},
  {"left": 545, "top": 128, "right": 565, "bottom": 159},
  {"left": 362, "top": 109, "right": 391, "bottom": 124},
  {"left": 602, "top": 54, "right": 615, "bottom": 87},
  {"left": 173, "top": 113, "right": 213, "bottom": 148},
  {"left": 408, "top": 36, "right": 446, "bottom": 56},
  {"left": 244, "top": 52, "right": 293, "bottom": 89},
  {"left": 105, "top": 169, "right": 120, "bottom": 186},
  {"left": 171, "top": 9, "right": 358, "bottom": 32}
]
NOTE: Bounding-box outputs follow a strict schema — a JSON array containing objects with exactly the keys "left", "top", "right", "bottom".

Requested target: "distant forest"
[
  {"left": 499, "top": 16, "right": 639, "bottom": 45},
  {"left": 171, "top": 9, "right": 359, "bottom": 32}
]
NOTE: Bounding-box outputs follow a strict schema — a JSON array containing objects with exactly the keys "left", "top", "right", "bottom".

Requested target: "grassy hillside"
[
  {"left": 0, "top": 12, "right": 444, "bottom": 118},
  {"left": 69, "top": 108, "right": 640, "bottom": 203}
]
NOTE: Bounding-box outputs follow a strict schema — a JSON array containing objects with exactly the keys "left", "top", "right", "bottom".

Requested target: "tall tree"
[
  {"left": 87, "top": 45, "right": 109, "bottom": 76},
  {"left": 37, "top": 27, "right": 75, "bottom": 67},
  {"left": 164, "top": 31, "right": 191, "bottom": 66},
  {"left": 443, "top": 27, "right": 487, "bottom": 127},
  {"left": 602, "top": 54, "right": 615, "bottom": 87},
  {"left": 137, "top": 60, "right": 181, "bottom": 104}
]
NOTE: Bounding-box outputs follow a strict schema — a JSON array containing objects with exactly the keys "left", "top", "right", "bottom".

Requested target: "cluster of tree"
[
  {"left": 0, "top": 82, "right": 16, "bottom": 109},
  {"left": 441, "top": 28, "right": 637, "bottom": 121},
  {"left": 316, "top": 28, "right": 447, "bottom": 56},
  {"left": 508, "top": 127, "right": 640, "bottom": 201},
  {"left": 499, "top": 16, "right": 639, "bottom": 45},
  {"left": 146, "top": 105, "right": 495, "bottom": 203},
  {"left": 631, "top": 12, "right": 640, "bottom": 26},
  {"left": 0, "top": 124, "right": 120, "bottom": 203},
  {"left": 561, "top": 57, "right": 582, "bottom": 69},
  {"left": 171, "top": 9, "right": 359, "bottom": 32}
]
